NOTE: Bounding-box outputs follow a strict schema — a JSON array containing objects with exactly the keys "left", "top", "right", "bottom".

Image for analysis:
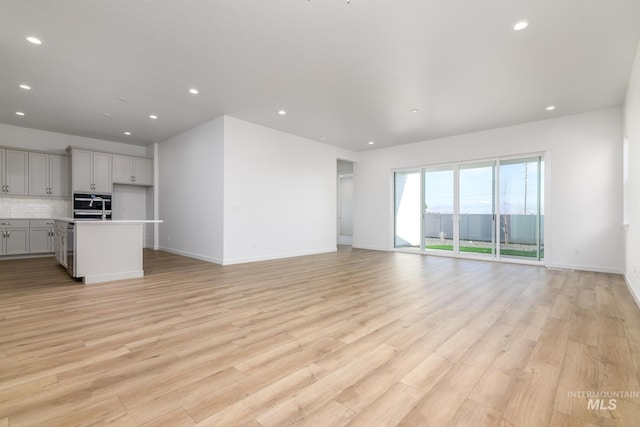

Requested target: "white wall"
[
  {"left": 624, "top": 42, "right": 640, "bottom": 304},
  {"left": 157, "top": 117, "right": 225, "bottom": 263},
  {"left": 156, "top": 115, "right": 357, "bottom": 265},
  {"left": 222, "top": 116, "right": 356, "bottom": 264},
  {"left": 354, "top": 108, "right": 624, "bottom": 273},
  {"left": 0, "top": 123, "right": 148, "bottom": 156}
]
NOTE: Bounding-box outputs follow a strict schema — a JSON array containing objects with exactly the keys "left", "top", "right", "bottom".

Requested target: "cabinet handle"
[{"left": 0, "top": 222, "right": 10, "bottom": 225}]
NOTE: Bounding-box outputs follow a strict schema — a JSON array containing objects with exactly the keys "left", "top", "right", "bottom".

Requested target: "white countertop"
[{"left": 54, "top": 218, "right": 162, "bottom": 224}]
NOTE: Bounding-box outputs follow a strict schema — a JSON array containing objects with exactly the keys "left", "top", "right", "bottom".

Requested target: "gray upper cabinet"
[
  {"left": 1, "top": 149, "right": 29, "bottom": 196},
  {"left": 71, "top": 149, "right": 112, "bottom": 194},
  {"left": 49, "top": 154, "right": 70, "bottom": 197},
  {"left": 29, "top": 152, "right": 69, "bottom": 197},
  {"left": 113, "top": 155, "right": 153, "bottom": 186}
]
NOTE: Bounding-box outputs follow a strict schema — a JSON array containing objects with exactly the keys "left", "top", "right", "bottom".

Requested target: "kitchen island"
[{"left": 54, "top": 219, "right": 162, "bottom": 284}]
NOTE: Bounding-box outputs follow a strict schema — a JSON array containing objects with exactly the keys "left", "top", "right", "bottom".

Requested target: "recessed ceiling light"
[
  {"left": 513, "top": 20, "right": 529, "bottom": 31},
  {"left": 189, "top": 88, "right": 199, "bottom": 95},
  {"left": 16, "top": 111, "right": 25, "bottom": 116},
  {"left": 368, "top": 141, "right": 374, "bottom": 145},
  {"left": 320, "top": 137, "right": 326, "bottom": 141},
  {"left": 546, "top": 105, "right": 556, "bottom": 111},
  {"left": 103, "top": 113, "right": 111, "bottom": 117},
  {"left": 149, "top": 114, "right": 158, "bottom": 119},
  {"left": 119, "top": 97, "right": 128, "bottom": 101},
  {"left": 19, "top": 84, "right": 32, "bottom": 90},
  {"left": 26, "top": 36, "right": 42, "bottom": 45},
  {"left": 124, "top": 131, "right": 132, "bottom": 136},
  {"left": 410, "top": 108, "right": 419, "bottom": 113},
  {"left": 278, "top": 110, "right": 287, "bottom": 115}
]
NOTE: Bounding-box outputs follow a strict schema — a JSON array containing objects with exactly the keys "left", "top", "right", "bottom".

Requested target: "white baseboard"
[
  {"left": 546, "top": 262, "right": 624, "bottom": 275},
  {"left": 624, "top": 274, "right": 640, "bottom": 309},
  {"left": 222, "top": 247, "right": 337, "bottom": 265},
  {"left": 159, "top": 246, "right": 338, "bottom": 266},
  {"left": 352, "top": 244, "right": 391, "bottom": 252},
  {"left": 159, "top": 247, "right": 223, "bottom": 265}
]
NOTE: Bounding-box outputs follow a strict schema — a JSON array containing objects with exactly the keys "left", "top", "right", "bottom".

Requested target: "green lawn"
[{"left": 425, "top": 244, "right": 544, "bottom": 258}]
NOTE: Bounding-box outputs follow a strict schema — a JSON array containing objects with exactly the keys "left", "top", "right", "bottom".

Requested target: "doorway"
[{"left": 337, "top": 160, "right": 354, "bottom": 246}]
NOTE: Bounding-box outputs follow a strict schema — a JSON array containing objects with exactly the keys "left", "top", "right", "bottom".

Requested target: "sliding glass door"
[
  {"left": 424, "top": 166, "right": 454, "bottom": 252},
  {"left": 459, "top": 161, "right": 496, "bottom": 257},
  {"left": 394, "top": 155, "right": 544, "bottom": 262},
  {"left": 498, "top": 157, "right": 544, "bottom": 260},
  {"left": 394, "top": 170, "right": 421, "bottom": 249}
]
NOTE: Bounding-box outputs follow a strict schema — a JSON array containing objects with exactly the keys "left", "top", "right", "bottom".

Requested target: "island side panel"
[{"left": 75, "top": 222, "right": 144, "bottom": 284}]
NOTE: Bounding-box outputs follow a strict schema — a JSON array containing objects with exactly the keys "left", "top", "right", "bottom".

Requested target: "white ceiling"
[{"left": 1, "top": 1, "right": 639, "bottom": 152}]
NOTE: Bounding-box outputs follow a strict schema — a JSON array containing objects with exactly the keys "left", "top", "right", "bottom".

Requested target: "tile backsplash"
[{"left": 0, "top": 197, "right": 71, "bottom": 219}]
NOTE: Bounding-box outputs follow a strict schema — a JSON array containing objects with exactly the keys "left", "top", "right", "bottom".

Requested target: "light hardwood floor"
[{"left": 1, "top": 248, "right": 640, "bottom": 426}]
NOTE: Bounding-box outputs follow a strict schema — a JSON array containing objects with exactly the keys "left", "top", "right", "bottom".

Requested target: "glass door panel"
[
  {"left": 394, "top": 170, "right": 421, "bottom": 249},
  {"left": 498, "top": 157, "right": 544, "bottom": 260},
  {"left": 459, "top": 162, "right": 496, "bottom": 257},
  {"left": 423, "top": 166, "right": 454, "bottom": 252}
]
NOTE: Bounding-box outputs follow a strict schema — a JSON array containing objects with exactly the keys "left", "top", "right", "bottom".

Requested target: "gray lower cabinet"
[
  {"left": 53, "top": 221, "right": 67, "bottom": 267},
  {"left": 0, "top": 219, "right": 60, "bottom": 256},
  {"left": 0, "top": 219, "right": 30, "bottom": 255},
  {"left": 29, "top": 219, "right": 56, "bottom": 253}
]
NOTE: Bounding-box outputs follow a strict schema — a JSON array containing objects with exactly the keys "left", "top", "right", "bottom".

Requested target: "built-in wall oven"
[{"left": 73, "top": 193, "right": 112, "bottom": 220}]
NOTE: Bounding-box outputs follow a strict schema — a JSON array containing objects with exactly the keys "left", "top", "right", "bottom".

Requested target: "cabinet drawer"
[
  {"left": 29, "top": 219, "right": 55, "bottom": 228},
  {"left": 0, "top": 219, "right": 30, "bottom": 228}
]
